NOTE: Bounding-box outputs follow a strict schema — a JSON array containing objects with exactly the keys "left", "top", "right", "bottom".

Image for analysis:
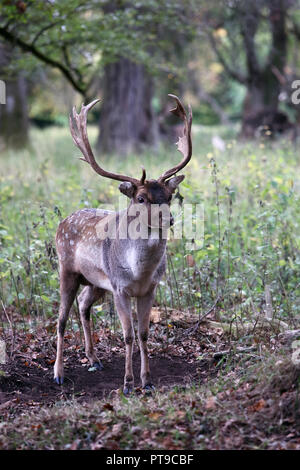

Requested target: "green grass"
[{"left": 0, "top": 124, "right": 299, "bottom": 326}]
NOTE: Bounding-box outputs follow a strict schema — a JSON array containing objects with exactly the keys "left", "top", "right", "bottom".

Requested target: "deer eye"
[{"left": 137, "top": 196, "right": 145, "bottom": 204}]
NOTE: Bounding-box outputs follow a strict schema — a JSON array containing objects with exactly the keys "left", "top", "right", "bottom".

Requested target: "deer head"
[{"left": 69, "top": 94, "right": 192, "bottom": 230}]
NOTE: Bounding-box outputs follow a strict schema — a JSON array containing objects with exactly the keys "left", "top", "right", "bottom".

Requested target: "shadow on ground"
[{"left": 0, "top": 352, "right": 206, "bottom": 411}]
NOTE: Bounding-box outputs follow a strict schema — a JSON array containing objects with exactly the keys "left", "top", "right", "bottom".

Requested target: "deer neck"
[
  {"left": 111, "top": 209, "right": 167, "bottom": 277},
  {"left": 117, "top": 207, "right": 167, "bottom": 245}
]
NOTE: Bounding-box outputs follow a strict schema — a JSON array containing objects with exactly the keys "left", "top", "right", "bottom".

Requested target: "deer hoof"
[
  {"left": 123, "top": 385, "right": 134, "bottom": 396},
  {"left": 143, "top": 383, "right": 155, "bottom": 394},
  {"left": 92, "top": 361, "right": 104, "bottom": 371},
  {"left": 54, "top": 376, "right": 64, "bottom": 385}
]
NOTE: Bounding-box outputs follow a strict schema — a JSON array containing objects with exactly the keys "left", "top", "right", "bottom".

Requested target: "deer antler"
[
  {"left": 69, "top": 99, "right": 142, "bottom": 185},
  {"left": 158, "top": 94, "right": 192, "bottom": 182}
]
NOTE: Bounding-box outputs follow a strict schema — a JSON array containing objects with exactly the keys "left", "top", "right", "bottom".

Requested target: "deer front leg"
[
  {"left": 54, "top": 271, "right": 80, "bottom": 385},
  {"left": 137, "top": 288, "right": 156, "bottom": 391},
  {"left": 114, "top": 292, "right": 135, "bottom": 395}
]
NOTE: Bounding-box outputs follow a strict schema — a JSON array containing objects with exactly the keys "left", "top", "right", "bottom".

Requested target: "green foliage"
[
  {"left": 0, "top": 125, "right": 299, "bottom": 328},
  {"left": 190, "top": 104, "right": 220, "bottom": 125},
  {"left": 0, "top": 0, "right": 196, "bottom": 94}
]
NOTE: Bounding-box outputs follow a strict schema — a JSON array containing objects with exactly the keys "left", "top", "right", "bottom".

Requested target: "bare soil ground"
[
  {"left": 0, "top": 309, "right": 217, "bottom": 415},
  {"left": 1, "top": 315, "right": 300, "bottom": 449},
  {"left": 0, "top": 352, "right": 204, "bottom": 413}
]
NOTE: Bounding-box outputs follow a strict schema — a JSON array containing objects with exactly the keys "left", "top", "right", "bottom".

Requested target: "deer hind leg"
[
  {"left": 137, "top": 289, "right": 156, "bottom": 391},
  {"left": 78, "top": 285, "right": 105, "bottom": 370},
  {"left": 54, "top": 271, "right": 80, "bottom": 385},
  {"left": 114, "top": 292, "right": 134, "bottom": 395}
]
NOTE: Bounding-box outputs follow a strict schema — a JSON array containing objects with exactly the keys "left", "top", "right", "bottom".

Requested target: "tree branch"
[
  {"left": 266, "top": 0, "right": 287, "bottom": 73},
  {"left": 197, "top": 85, "right": 231, "bottom": 125},
  {"left": 183, "top": 296, "right": 221, "bottom": 336},
  {"left": 190, "top": 68, "right": 230, "bottom": 125},
  {"left": 290, "top": 21, "right": 300, "bottom": 41},
  {"left": 239, "top": 8, "right": 261, "bottom": 77},
  {"left": 208, "top": 31, "right": 247, "bottom": 84},
  {"left": 31, "top": 21, "right": 63, "bottom": 46},
  {"left": 0, "top": 26, "right": 87, "bottom": 96},
  {"left": 62, "top": 45, "right": 84, "bottom": 84}
]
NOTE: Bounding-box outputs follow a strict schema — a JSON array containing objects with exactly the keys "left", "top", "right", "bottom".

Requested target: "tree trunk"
[
  {"left": 241, "top": 71, "right": 285, "bottom": 137},
  {"left": 0, "top": 43, "right": 29, "bottom": 150},
  {"left": 240, "top": 0, "right": 289, "bottom": 137},
  {"left": 97, "top": 57, "right": 158, "bottom": 155}
]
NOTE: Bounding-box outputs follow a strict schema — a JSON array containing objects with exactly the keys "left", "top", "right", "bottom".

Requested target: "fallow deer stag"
[{"left": 54, "top": 94, "right": 192, "bottom": 394}]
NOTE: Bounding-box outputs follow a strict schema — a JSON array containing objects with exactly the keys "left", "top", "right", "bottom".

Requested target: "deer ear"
[
  {"left": 166, "top": 175, "right": 185, "bottom": 193},
  {"left": 119, "top": 182, "right": 136, "bottom": 198}
]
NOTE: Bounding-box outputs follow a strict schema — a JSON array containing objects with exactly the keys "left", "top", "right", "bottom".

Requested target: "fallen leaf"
[
  {"left": 248, "top": 398, "right": 266, "bottom": 412},
  {"left": 70, "top": 439, "right": 80, "bottom": 450},
  {"left": 0, "top": 400, "right": 13, "bottom": 410},
  {"left": 150, "top": 307, "right": 161, "bottom": 324},
  {"left": 95, "top": 422, "right": 108, "bottom": 432},
  {"left": 162, "top": 436, "right": 181, "bottom": 449},
  {"left": 31, "top": 424, "right": 42, "bottom": 431},
  {"left": 148, "top": 411, "right": 163, "bottom": 420},
  {"left": 176, "top": 411, "right": 186, "bottom": 420},
  {"left": 102, "top": 403, "right": 114, "bottom": 411},
  {"left": 112, "top": 423, "right": 123, "bottom": 435},
  {"left": 205, "top": 396, "right": 217, "bottom": 410},
  {"left": 104, "top": 439, "right": 120, "bottom": 450}
]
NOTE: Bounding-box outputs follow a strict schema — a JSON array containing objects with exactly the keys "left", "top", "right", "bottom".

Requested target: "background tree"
[
  {"left": 98, "top": 58, "right": 158, "bottom": 154},
  {"left": 203, "top": 0, "right": 300, "bottom": 136},
  {"left": 0, "top": 41, "right": 29, "bottom": 149},
  {"left": 0, "top": 0, "right": 195, "bottom": 153}
]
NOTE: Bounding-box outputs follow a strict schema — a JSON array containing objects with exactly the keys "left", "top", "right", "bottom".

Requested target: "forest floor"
[{"left": 0, "top": 308, "right": 299, "bottom": 450}]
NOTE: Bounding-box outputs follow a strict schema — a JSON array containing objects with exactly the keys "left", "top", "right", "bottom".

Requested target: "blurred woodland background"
[
  {"left": 0, "top": 0, "right": 300, "bottom": 450},
  {"left": 1, "top": 0, "right": 300, "bottom": 152}
]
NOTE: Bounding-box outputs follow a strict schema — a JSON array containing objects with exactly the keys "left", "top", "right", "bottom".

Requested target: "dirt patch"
[{"left": 0, "top": 351, "right": 204, "bottom": 413}]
